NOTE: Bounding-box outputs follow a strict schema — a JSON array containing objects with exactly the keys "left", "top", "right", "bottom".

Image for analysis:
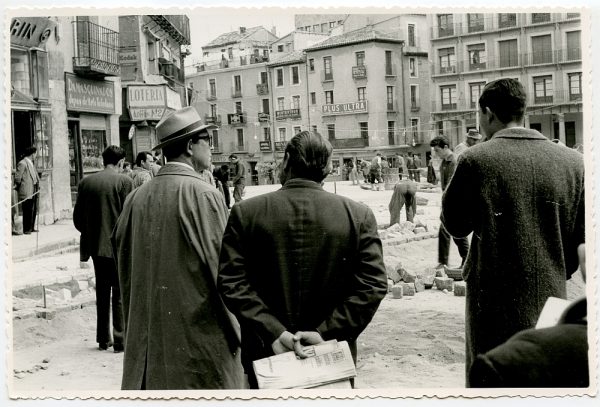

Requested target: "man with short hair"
[
  {"left": 218, "top": 131, "right": 387, "bottom": 388},
  {"left": 405, "top": 153, "right": 415, "bottom": 180},
  {"left": 369, "top": 152, "right": 383, "bottom": 190},
  {"left": 454, "top": 129, "right": 482, "bottom": 156},
  {"left": 442, "top": 78, "right": 585, "bottom": 386},
  {"left": 229, "top": 154, "right": 245, "bottom": 203},
  {"left": 15, "top": 146, "right": 40, "bottom": 234},
  {"left": 131, "top": 151, "right": 153, "bottom": 188},
  {"left": 430, "top": 135, "right": 470, "bottom": 270},
  {"left": 113, "top": 106, "right": 243, "bottom": 390},
  {"left": 412, "top": 154, "right": 422, "bottom": 182},
  {"left": 73, "top": 145, "right": 133, "bottom": 353}
]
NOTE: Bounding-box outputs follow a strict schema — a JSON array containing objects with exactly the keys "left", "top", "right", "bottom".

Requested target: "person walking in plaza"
[
  {"left": 14, "top": 146, "right": 40, "bottom": 235},
  {"left": 426, "top": 157, "right": 438, "bottom": 185},
  {"left": 369, "top": 152, "right": 383, "bottom": 190},
  {"left": 441, "top": 79, "right": 585, "bottom": 387},
  {"left": 218, "top": 131, "right": 388, "bottom": 389},
  {"left": 113, "top": 106, "right": 243, "bottom": 390},
  {"left": 73, "top": 145, "right": 133, "bottom": 353},
  {"left": 229, "top": 154, "right": 245, "bottom": 203},
  {"left": 130, "top": 151, "right": 153, "bottom": 188},
  {"left": 405, "top": 153, "right": 415, "bottom": 181},
  {"left": 412, "top": 154, "right": 422, "bottom": 182},
  {"left": 430, "top": 135, "right": 470, "bottom": 270},
  {"left": 453, "top": 129, "right": 482, "bottom": 156},
  {"left": 349, "top": 159, "right": 359, "bottom": 185},
  {"left": 360, "top": 159, "right": 371, "bottom": 183},
  {"left": 388, "top": 179, "right": 417, "bottom": 225}
]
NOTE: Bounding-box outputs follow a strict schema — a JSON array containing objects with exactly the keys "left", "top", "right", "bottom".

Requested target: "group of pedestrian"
[{"left": 70, "top": 77, "right": 587, "bottom": 391}]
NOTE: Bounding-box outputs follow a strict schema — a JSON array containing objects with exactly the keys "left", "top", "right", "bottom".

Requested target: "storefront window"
[
  {"left": 11, "top": 48, "right": 31, "bottom": 96},
  {"left": 35, "top": 111, "right": 52, "bottom": 170},
  {"left": 81, "top": 129, "right": 106, "bottom": 171}
]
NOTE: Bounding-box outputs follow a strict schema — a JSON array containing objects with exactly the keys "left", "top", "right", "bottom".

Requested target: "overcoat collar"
[
  {"left": 281, "top": 178, "right": 324, "bottom": 191},
  {"left": 155, "top": 162, "right": 204, "bottom": 181},
  {"left": 492, "top": 127, "right": 548, "bottom": 141}
]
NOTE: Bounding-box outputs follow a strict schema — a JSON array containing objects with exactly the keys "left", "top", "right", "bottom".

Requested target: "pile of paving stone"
[
  {"left": 13, "top": 276, "right": 97, "bottom": 320},
  {"left": 378, "top": 219, "right": 439, "bottom": 245},
  {"left": 384, "top": 258, "right": 466, "bottom": 299}
]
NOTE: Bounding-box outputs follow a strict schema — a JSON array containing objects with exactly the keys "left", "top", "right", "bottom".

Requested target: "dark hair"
[
  {"left": 135, "top": 151, "right": 151, "bottom": 167},
  {"left": 162, "top": 133, "right": 203, "bottom": 160},
  {"left": 229, "top": 154, "right": 238, "bottom": 160},
  {"left": 23, "top": 146, "right": 37, "bottom": 158},
  {"left": 284, "top": 131, "right": 332, "bottom": 182},
  {"left": 430, "top": 135, "right": 450, "bottom": 149},
  {"left": 123, "top": 162, "right": 131, "bottom": 169},
  {"left": 102, "top": 145, "right": 126, "bottom": 166},
  {"left": 479, "top": 78, "right": 527, "bottom": 124}
]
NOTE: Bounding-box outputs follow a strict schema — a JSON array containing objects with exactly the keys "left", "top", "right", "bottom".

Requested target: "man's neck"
[{"left": 104, "top": 164, "right": 119, "bottom": 172}]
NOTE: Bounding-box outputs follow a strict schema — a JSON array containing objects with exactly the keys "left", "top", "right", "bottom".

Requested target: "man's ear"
[{"left": 485, "top": 107, "right": 495, "bottom": 124}]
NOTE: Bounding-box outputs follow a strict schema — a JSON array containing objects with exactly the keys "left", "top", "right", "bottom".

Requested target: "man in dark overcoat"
[
  {"left": 441, "top": 79, "right": 585, "bottom": 387},
  {"left": 218, "top": 131, "right": 388, "bottom": 388},
  {"left": 73, "top": 145, "right": 133, "bottom": 352},
  {"left": 113, "top": 106, "right": 243, "bottom": 389}
]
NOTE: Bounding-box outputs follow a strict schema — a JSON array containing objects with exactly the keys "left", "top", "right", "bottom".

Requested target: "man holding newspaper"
[{"left": 218, "top": 131, "right": 388, "bottom": 388}]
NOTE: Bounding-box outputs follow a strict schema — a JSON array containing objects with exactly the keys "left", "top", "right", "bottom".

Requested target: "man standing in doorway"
[
  {"left": 442, "top": 79, "right": 584, "bottom": 386},
  {"left": 430, "top": 135, "right": 470, "bottom": 270},
  {"left": 15, "top": 146, "right": 40, "bottom": 234},
  {"left": 73, "top": 145, "right": 133, "bottom": 352},
  {"left": 229, "top": 154, "right": 246, "bottom": 204},
  {"left": 453, "top": 129, "right": 482, "bottom": 156}
]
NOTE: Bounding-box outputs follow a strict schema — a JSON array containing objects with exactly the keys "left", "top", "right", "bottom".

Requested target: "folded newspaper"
[{"left": 253, "top": 340, "right": 356, "bottom": 389}]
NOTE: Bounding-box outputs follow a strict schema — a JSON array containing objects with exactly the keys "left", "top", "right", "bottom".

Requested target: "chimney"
[
  {"left": 239, "top": 26, "right": 246, "bottom": 34},
  {"left": 271, "top": 26, "right": 277, "bottom": 37}
]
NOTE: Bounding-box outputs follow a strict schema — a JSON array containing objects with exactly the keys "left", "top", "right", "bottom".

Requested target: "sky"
[{"left": 186, "top": 9, "right": 297, "bottom": 67}]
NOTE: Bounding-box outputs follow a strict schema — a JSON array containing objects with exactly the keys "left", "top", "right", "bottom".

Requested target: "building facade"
[
  {"left": 10, "top": 16, "right": 122, "bottom": 223},
  {"left": 118, "top": 15, "right": 191, "bottom": 163},
  {"left": 429, "top": 12, "right": 583, "bottom": 149}
]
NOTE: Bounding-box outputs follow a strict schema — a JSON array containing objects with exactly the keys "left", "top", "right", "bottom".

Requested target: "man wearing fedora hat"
[
  {"left": 113, "top": 106, "right": 243, "bottom": 389},
  {"left": 454, "top": 129, "right": 482, "bottom": 156}
]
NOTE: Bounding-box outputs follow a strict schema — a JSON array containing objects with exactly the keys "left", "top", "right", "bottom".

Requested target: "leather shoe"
[
  {"left": 98, "top": 342, "right": 113, "bottom": 351},
  {"left": 113, "top": 344, "right": 124, "bottom": 353},
  {"left": 23, "top": 231, "right": 31, "bottom": 235},
  {"left": 12, "top": 231, "right": 22, "bottom": 236}
]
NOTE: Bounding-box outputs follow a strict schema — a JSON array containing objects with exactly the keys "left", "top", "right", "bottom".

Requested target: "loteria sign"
[{"left": 322, "top": 101, "right": 368, "bottom": 116}]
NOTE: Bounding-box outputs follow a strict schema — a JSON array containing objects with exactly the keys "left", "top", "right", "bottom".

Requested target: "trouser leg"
[
  {"left": 388, "top": 185, "right": 405, "bottom": 225},
  {"left": 108, "top": 259, "right": 124, "bottom": 347},
  {"left": 92, "top": 256, "right": 112, "bottom": 345},
  {"left": 438, "top": 224, "right": 451, "bottom": 265},
  {"left": 22, "top": 199, "right": 33, "bottom": 232}
]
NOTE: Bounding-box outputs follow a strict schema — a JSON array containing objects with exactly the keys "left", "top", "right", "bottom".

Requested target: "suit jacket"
[
  {"left": 441, "top": 127, "right": 585, "bottom": 380},
  {"left": 73, "top": 168, "right": 134, "bottom": 260},
  {"left": 469, "top": 298, "right": 588, "bottom": 388},
  {"left": 15, "top": 157, "right": 39, "bottom": 200},
  {"left": 113, "top": 163, "right": 242, "bottom": 390},
  {"left": 218, "top": 178, "right": 388, "bottom": 373}
]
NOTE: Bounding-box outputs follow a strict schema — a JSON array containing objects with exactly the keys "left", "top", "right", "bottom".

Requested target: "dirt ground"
[{"left": 8, "top": 182, "right": 586, "bottom": 393}]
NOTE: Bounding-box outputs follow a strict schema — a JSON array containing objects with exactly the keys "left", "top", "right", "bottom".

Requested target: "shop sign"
[
  {"left": 274, "top": 141, "right": 286, "bottom": 152},
  {"left": 10, "top": 17, "right": 56, "bottom": 48},
  {"left": 259, "top": 141, "right": 272, "bottom": 151},
  {"left": 275, "top": 108, "right": 301, "bottom": 121},
  {"left": 322, "top": 101, "right": 368, "bottom": 116},
  {"left": 65, "top": 73, "right": 116, "bottom": 114},
  {"left": 128, "top": 85, "right": 179, "bottom": 121}
]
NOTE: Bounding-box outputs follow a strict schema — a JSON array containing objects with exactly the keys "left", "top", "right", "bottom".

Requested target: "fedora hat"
[
  {"left": 153, "top": 106, "right": 217, "bottom": 150},
  {"left": 467, "top": 129, "right": 482, "bottom": 139}
]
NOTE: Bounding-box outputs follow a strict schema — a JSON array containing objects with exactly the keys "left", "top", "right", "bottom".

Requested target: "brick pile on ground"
[
  {"left": 386, "top": 263, "right": 464, "bottom": 299},
  {"left": 378, "top": 218, "right": 439, "bottom": 245}
]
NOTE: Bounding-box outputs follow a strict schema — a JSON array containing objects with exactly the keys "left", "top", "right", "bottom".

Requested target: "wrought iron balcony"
[
  {"left": 72, "top": 20, "right": 120, "bottom": 78},
  {"left": 227, "top": 112, "right": 246, "bottom": 125},
  {"left": 204, "top": 114, "right": 221, "bottom": 125},
  {"left": 274, "top": 141, "right": 287, "bottom": 152},
  {"left": 159, "top": 60, "right": 184, "bottom": 84},
  {"left": 258, "top": 112, "right": 270, "bottom": 122},
  {"left": 256, "top": 83, "right": 269, "bottom": 95},
  {"left": 275, "top": 108, "right": 301, "bottom": 121}
]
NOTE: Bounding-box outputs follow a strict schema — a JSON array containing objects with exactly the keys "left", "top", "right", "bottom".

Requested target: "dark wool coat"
[
  {"left": 469, "top": 298, "right": 588, "bottom": 388},
  {"left": 218, "top": 179, "right": 387, "bottom": 377},
  {"left": 113, "top": 164, "right": 243, "bottom": 390},
  {"left": 73, "top": 168, "right": 133, "bottom": 260},
  {"left": 441, "top": 128, "right": 585, "bottom": 385}
]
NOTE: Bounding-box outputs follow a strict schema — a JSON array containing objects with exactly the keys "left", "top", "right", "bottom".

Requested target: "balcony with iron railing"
[
  {"left": 195, "top": 54, "right": 270, "bottom": 73},
  {"left": 159, "top": 59, "right": 185, "bottom": 84},
  {"left": 258, "top": 112, "right": 270, "bottom": 122},
  {"left": 275, "top": 108, "right": 301, "bottom": 121},
  {"left": 256, "top": 83, "right": 269, "bottom": 95},
  {"left": 150, "top": 15, "right": 191, "bottom": 45},
  {"left": 227, "top": 112, "right": 247, "bottom": 125},
  {"left": 274, "top": 141, "right": 287, "bottom": 152},
  {"left": 72, "top": 20, "right": 120, "bottom": 77},
  {"left": 352, "top": 65, "right": 367, "bottom": 80},
  {"left": 431, "top": 13, "right": 580, "bottom": 40},
  {"left": 204, "top": 114, "right": 222, "bottom": 125}
]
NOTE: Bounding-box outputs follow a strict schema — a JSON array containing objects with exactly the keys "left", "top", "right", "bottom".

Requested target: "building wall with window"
[
  {"left": 10, "top": 15, "right": 122, "bottom": 225},
  {"left": 187, "top": 62, "right": 271, "bottom": 175},
  {"left": 429, "top": 12, "right": 583, "bottom": 149},
  {"left": 294, "top": 15, "right": 348, "bottom": 34}
]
